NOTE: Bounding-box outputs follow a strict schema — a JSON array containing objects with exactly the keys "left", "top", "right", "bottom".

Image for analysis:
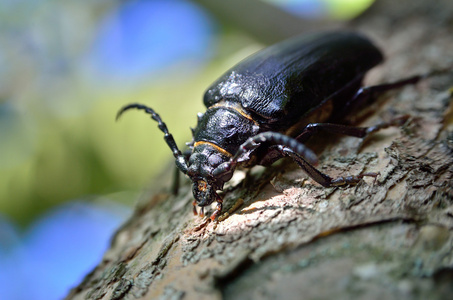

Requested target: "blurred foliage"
[
  {"left": 323, "top": 0, "right": 375, "bottom": 19},
  {"left": 0, "top": 0, "right": 216, "bottom": 226},
  {"left": 263, "top": 0, "right": 374, "bottom": 19}
]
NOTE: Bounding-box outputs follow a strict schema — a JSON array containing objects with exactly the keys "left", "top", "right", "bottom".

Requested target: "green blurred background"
[{"left": 0, "top": 0, "right": 373, "bottom": 299}]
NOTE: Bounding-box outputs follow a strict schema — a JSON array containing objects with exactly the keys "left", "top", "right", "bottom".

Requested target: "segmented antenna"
[{"left": 116, "top": 103, "right": 188, "bottom": 174}]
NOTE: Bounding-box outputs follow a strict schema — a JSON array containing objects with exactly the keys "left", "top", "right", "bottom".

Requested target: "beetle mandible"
[{"left": 117, "top": 31, "right": 427, "bottom": 220}]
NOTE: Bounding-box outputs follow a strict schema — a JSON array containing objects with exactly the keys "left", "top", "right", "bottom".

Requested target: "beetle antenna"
[{"left": 117, "top": 103, "right": 188, "bottom": 174}]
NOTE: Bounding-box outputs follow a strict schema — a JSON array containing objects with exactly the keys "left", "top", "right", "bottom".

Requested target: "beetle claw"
[{"left": 192, "top": 201, "right": 198, "bottom": 215}]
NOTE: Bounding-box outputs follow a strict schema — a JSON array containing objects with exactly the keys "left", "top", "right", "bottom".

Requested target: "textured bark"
[{"left": 67, "top": 1, "right": 453, "bottom": 299}]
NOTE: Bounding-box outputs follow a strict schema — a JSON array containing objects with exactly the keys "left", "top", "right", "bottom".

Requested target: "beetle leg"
[
  {"left": 234, "top": 132, "right": 318, "bottom": 164},
  {"left": 213, "top": 132, "right": 317, "bottom": 180},
  {"left": 281, "top": 147, "right": 378, "bottom": 187},
  {"left": 172, "top": 166, "right": 181, "bottom": 196},
  {"left": 295, "top": 123, "right": 372, "bottom": 142},
  {"left": 172, "top": 148, "right": 193, "bottom": 195},
  {"left": 351, "top": 74, "right": 425, "bottom": 107},
  {"left": 279, "top": 147, "right": 332, "bottom": 187},
  {"left": 347, "top": 68, "right": 450, "bottom": 112},
  {"left": 329, "top": 172, "right": 380, "bottom": 186},
  {"left": 210, "top": 197, "right": 223, "bottom": 221},
  {"left": 192, "top": 200, "right": 198, "bottom": 215},
  {"left": 294, "top": 116, "right": 410, "bottom": 143},
  {"left": 293, "top": 70, "right": 437, "bottom": 142}
]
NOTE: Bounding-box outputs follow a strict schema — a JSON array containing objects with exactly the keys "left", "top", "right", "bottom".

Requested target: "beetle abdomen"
[{"left": 203, "top": 32, "right": 383, "bottom": 130}]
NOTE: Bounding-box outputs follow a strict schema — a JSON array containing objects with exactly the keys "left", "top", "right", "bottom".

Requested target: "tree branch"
[{"left": 67, "top": 0, "right": 453, "bottom": 299}]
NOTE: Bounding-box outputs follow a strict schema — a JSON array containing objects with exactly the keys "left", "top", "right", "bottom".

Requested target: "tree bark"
[{"left": 67, "top": 0, "right": 453, "bottom": 299}]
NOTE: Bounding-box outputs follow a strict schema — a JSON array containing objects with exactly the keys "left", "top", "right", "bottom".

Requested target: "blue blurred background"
[{"left": 0, "top": 0, "right": 373, "bottom": 299}]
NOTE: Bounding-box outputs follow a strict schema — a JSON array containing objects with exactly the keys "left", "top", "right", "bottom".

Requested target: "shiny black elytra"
[{"left": 117, "top": 31, "right": 426, "bottom": 220}]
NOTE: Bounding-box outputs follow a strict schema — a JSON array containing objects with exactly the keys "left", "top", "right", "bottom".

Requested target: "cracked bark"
[{"left": 67, "top": 0, "right": 453, "bottom": 299}]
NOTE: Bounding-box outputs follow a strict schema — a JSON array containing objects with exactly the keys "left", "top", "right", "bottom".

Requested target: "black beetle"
[{"left": 117, "top": 31, "right": 428, "bottom": 220}]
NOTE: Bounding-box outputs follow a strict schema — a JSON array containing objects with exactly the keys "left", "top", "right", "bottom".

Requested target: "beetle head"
[
  {"left": 187, "top": 144, "right": 231, "bottom": 207},
  {"left": 192, "top": 179, "right": 218, "bottom": 207}
]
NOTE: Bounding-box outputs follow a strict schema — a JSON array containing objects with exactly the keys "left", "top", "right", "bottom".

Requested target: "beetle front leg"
[
  {"left": 172, "top": 148, "right": 193, "bottom": 195},
  {"left": 210, "top": 197, "right": 223, "bottom": 221},
  {"left": 192, "top": 200, "right": 198, "bottom": 215},
  {"left": 213, "top": 132, "right": 318, "bottom": 181},
  {"left": 234, "top": 132, "right": 318, "bottom": 164}
]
